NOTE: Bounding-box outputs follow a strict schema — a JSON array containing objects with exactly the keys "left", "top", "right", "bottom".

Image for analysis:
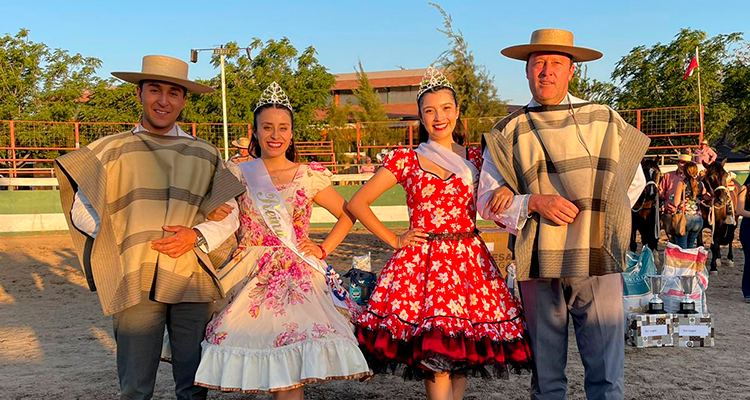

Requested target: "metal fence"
[{"left": 0, "top": 105, "right": 703, "bottom": 177}]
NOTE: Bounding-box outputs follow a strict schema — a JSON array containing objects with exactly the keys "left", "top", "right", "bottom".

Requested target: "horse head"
[
  {"left": 702, "top": 159, "right": 731, "bottom": 207},
  {"left": 641, "top": 158, "right": 662, "bottom": 202}
]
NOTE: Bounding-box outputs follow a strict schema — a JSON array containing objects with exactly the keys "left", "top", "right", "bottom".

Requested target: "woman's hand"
[
  {"left": 486, "top": 185, "right": 514, "bottom": 214},
  {"left": 298, "top": 237, "right": 324, "bottom": 259},
  {"left": 390, "top": 228, "right": 429, "bottom": 249}
]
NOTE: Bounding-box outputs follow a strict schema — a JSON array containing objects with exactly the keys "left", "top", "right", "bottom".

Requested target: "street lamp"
[{"left": 190, "top": 45, "right": 253, "bottom": 161}]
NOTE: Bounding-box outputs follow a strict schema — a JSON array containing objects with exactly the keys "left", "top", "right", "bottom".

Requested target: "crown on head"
[
  {"left": 417, "top": 66, "right": 454, "bottom": 100},
  {"left": 255, "top": 81, "right": 293, "bottom": 113}
]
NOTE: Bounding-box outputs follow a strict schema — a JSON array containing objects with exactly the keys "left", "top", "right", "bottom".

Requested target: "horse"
[
  {"left": 630, "top": 158, "right": 662, "bottom": 263},
  {"left": 698, "top": 159, "right": 736, "bottom": 274}
]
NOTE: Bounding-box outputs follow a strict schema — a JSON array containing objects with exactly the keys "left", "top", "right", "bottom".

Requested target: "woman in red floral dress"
[{"left": 347, "top": 67, "right": 530, "bottom": 400}]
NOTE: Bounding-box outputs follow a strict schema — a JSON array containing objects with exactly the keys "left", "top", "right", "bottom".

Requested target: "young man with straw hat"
[
  {"left": 478, "top": 29, "right": 650, "bottom": 400},
  {"left": 229, "top": 136, "right": 253, "bottom": 164},
  {"left": 692, "top": 138, "right": 717, "bottom": 165},
  {"left": 55, "top": 55, "right": 245, "bottom": 400}
]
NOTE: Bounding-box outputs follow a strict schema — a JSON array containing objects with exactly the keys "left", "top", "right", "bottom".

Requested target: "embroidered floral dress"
[
  {"left": 194, "top": 162, "right": 370, "bottom": 393},
  {"left": 356, "top": 148, "right": 531, "bottom": 379}
]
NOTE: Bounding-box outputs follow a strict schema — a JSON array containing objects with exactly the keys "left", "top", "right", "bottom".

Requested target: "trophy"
[
  {"left": 646, "top": 275, "right": 665, "bottom": 314},
  {"left": 678, "top": 275, "right": 698, "bottom": 314}
]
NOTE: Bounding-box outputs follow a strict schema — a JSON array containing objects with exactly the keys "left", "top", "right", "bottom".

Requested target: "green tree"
[
  {"left": 430, "top": 3, "right": 507, "bottom": 119},
  {"left": 352, "top": 60, "right": 388, "bottom": 122},
  {"left": 568, "top": 64, "right": 619, "bottom": 107},
  {"left": 611, "top": 29, "right": 743, "bottom": 141},
  {"left": 183, "top": 38, "right": 335, "bottom": 142}
]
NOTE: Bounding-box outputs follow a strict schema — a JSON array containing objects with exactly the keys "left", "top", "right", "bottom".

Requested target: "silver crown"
[
  {"left": 255, "top": 81, "right": 293, "bottom": 113},
  {"left": 417, "top": 66, "right": 454, "bottom": 100}
]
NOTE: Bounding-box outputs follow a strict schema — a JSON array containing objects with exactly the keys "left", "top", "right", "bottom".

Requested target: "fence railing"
[{"left": 0, "top": 105, "right": 703, "bottom": 178}]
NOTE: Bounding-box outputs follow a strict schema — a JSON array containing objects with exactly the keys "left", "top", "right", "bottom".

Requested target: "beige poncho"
[
  {"left": 484, "top": 102, "right": 649, "bottom": 281},
  {"left": 55, "top": 131, "right": 245, "bottom": 315}
]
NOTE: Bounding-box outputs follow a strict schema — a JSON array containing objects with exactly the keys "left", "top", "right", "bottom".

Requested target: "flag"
[{"left": 683, "top": 56, "right": 699, "bottom": 80}]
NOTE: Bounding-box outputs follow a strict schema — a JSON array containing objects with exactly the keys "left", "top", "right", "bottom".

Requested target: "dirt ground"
[{"left": 1, "top": 230, "right": 749, "bottom": 400}]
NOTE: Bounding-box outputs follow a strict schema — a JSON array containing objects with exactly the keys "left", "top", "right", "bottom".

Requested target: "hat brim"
[
  {"left": 111, "top": 72, "right": 214, "bottom": 94},
  {"left": 231, "top": 140, "right": 250, "bottom": 149},
  {"left": 501, "top": 44, "right": 602, "bottom": 62}
]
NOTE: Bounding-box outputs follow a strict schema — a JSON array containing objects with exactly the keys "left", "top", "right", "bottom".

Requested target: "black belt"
[{"left": 426, "top": 231, "right": 477, "bottom": 241}]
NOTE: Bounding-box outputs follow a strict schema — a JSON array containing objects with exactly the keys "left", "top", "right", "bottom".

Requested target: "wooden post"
[
  {"left": 9, "top": 120, "right": 17, "bottom": 179},
  {"left": 74, "top": 122, "right": 80, "bottom": 148},
  {"left": 356, "top": 122, "right": 361, "bottom": 163},
  {"left": 191, "top": 123, "right": 197, "bottom": 137},
  {"left": 248, "top": 123, "right": 252, "bottom": 139},
  {"left": 408, "top": 121, "right": 414, "bottom": 147},
  {"left": 636, "top": 110, "right": 641, "bottom": 132}
]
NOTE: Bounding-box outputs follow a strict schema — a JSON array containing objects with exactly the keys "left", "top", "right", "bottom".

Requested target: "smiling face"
[
  {"left": 526, "top": 52, "right": 576, "bottom": 105},
  {"left": 254, "top": 106, "right": 293, "bottom": 160},
  {"left": 418, "top": 89, "right": 460, "bottom": 143},
  {"left": 137, "top": 80, "right": 187, "bottom": 134}
]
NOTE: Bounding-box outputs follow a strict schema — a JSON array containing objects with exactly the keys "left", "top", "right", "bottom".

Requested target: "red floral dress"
[{"left": 356, "top": 147, "right": 531, "bottom": 379}]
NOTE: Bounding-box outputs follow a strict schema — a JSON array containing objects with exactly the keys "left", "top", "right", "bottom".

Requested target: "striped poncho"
[
  {"left": 484, "top": 102, "right": 649, "bottom": 281},
  {"left": 55, "top": 131, "right": 245, "bottom": 315}
]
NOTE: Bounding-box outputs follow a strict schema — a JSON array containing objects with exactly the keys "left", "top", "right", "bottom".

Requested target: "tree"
[
  {"left": 611, "top": 29, "right": 743, "bottom": 141},
  {"left": 352, "top": 60, "right": 388, "bottom": 122},
  {"left": 568, "top": 64, "right": 618, "bottom": 107},
  {"left": 182, "top": 38, "right": 335, "bottom": 142},
  {"left": 430, "top": 3, "right": 507, "bottom": 119}
]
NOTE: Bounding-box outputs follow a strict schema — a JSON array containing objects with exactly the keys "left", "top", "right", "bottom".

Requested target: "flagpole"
[{"left": 696, "top": 46, "right": 704, "bottom": 141}]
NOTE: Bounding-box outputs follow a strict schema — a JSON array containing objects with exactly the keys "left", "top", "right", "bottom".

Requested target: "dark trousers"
[
  {"left": 112, "top": 292, "right": 212, "bottom": 400},
  {"left": 741, "top": 219, "right": 750, "bottom": 298},
  {"left": 519, "top": 274, "right": 625, "bottom": 400}
]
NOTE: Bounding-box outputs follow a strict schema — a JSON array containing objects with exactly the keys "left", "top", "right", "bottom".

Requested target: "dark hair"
[
  {"left": 250, "top": 104, "right": 297, "bottom": 162},
  {"left": 416, "top": 87, "right": 466, "bottom": 145},
  {"left": 137, "top": 80, "right": 187, "bottom": 98},
  {"left": 684, "top": 162, "right": 699, "bottom": 199}
]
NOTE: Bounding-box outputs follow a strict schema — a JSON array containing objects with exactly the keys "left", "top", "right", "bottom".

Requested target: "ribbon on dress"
[
  {"left": 238, "top": 160, "right": 354, "bottom": 311},
  {"left": 414, "top": 141, "right": 479, "bottom": 192}
]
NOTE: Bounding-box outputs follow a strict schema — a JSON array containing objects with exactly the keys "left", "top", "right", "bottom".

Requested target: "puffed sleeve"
[
  {"left": 381, "top": 148, "right": 411, "bottom": 184},
  {"left": 307, "top": 162, "right": 334, "bottom": 197}
]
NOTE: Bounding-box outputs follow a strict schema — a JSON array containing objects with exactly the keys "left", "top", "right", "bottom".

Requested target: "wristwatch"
[{"left": 192, "top": 228, "right": 207, "bottom": 249}]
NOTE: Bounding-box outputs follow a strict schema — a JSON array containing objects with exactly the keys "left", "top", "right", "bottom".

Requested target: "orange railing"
[{"left": 0, "top": 105, "right": 704, "bottom": 178}]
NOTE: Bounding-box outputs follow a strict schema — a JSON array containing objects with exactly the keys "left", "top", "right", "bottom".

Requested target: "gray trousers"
[
  {"left": 519, "top": 274, "right": 625, "bottom": 400},
  {"left": 112, "top": 292, "right": 213, "bottom": 400}
]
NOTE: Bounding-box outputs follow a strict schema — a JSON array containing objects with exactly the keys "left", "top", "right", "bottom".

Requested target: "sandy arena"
[{"left": 1, "top": 230, "right": 748, "bottom": 400}]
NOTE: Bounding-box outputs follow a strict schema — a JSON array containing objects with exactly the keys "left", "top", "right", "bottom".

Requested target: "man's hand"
[
  {"left": 486, "top": 185, "right": 514, "bottom": 214},
  {"left": 151, "top": 225, "right": 197, "bottom": 258},
  {"left": 528, "top": 194, "right": 579, "bottom": 226},
  {"left": 206, "top": 203, "right": 234, "bottom": 222}
]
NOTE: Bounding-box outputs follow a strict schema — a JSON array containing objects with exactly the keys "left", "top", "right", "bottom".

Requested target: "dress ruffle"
[
  {"left": 195, "top": 338, "right": 371, "bottom": 393},
  {"left": 357, "top": 324, "right": 531, "bottom": 381}
]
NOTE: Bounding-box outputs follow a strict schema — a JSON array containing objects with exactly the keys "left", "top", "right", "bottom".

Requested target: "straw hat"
[
  {"left": 671, "top": 154, "right": 692, "bottom": 163},
  {"left": 700, "top": 139, "right": 709, "bottom": 145},
  {"left": 501, "top": 29, "right": 603, "bottom": 62},
  {"left": 112, "top": 55, "right": 214, "bottom": 94},
  {"left": 232, "top": 137, "right": 251, "bottom": 149}
]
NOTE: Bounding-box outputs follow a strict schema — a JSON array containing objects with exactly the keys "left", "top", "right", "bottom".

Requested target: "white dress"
[{"left": 194, "top": 163, "right": 370, "bottom": 393}]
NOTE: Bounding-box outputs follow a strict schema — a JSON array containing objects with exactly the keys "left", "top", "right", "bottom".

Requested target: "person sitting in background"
[
  {"left": 359, "top": 156, "right": 376, "bottom": 174},
  {"left": 229, "top": 137, "right": 253, "bottom": 165}
]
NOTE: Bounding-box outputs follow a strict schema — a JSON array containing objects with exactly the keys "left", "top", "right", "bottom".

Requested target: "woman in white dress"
[{"left": 194, "top": 82, "right": 370, "bottom": 399}]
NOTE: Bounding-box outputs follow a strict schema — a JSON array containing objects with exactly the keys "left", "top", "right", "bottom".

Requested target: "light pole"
[{"left": 190, "top": 45, "right": 252, "bottom": 161}]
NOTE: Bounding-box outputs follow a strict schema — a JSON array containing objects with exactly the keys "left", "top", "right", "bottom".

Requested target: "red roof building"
[{"left": 329, "top": 68, "right": 426, "bottom": 119}]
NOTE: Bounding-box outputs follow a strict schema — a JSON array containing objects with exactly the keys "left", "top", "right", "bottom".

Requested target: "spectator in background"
[
  {"left": 359, "top": 156, "right": 376, "bottom": 174},
  {"left": 228, "top": 137, "right": 253, "bottom": 165},
  {"left": 692, "top": 139, "right": 717, "bottom": 165}
]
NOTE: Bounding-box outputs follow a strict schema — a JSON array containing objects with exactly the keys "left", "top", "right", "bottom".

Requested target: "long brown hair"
[
  {"left": 249, "top": 104, "right": 297, "bottom": 162},
  {"left": 417, "top": 87, "right": 466, "bottom": 145},
  {"left": 684, "top": 162, "right": 699, "bottom": 199}
]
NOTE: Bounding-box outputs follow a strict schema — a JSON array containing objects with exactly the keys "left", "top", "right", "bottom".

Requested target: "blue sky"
[{"left": 2, "top": 0, "right": 748, "bottom": 104}]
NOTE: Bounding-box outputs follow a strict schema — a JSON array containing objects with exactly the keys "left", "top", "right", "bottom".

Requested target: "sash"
[
  {"left": 238, "top": 159, "right": 328, "bottom": 276},
  {"left": 414, "top": 141, "right": 479, "bottom": 192}
]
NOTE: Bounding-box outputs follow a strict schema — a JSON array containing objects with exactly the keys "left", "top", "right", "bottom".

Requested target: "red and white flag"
[{"left": 683, "top": 55, "right": 699, "bottom": 80}]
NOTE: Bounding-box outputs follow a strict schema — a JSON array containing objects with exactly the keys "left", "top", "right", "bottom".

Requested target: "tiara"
[
  {"left": 416, "top": 66, "right": 454, "bottom": 100},
  {"left": 255, "top": 81, "right": 293, "bottom": 113}
]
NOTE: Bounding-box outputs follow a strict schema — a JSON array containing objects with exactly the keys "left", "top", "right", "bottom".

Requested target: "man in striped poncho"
[
  {"left": 478, "top": 30, "right": 649, "bottom": 400},
  {"left": 55, "top": 55, "right": 245, "bottom": 400}
]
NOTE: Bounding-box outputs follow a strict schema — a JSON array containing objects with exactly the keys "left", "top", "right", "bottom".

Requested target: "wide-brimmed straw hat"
[
  {"left": 671, "top": 154, "right": 692, "bottom": 163},
  {"left": 231, "top": 137, "right": 251, "bottom": 149},
  {"left": 112, "top": 55, "right": 214, "bottom": 94},
  {"left": 501, "top": 29, "right": 603, "bottom": 62}
]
